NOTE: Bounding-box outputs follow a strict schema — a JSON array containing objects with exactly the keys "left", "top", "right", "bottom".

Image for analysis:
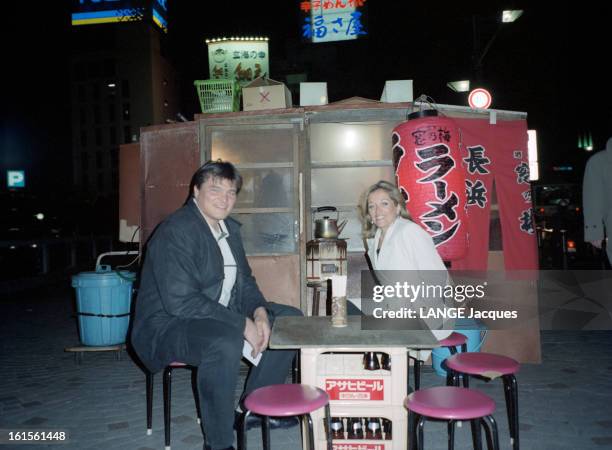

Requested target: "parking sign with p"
[{"left": 7, "top": 170, "right": 25, "bottom": 188}]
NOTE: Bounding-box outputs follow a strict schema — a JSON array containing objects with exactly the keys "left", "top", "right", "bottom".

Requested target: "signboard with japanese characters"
[
  {"left": 207, "top": 39, "right": 269, "bottom": 87},
  {"left": 333, "top": 444, "right": 385, "bottom": 450},
  {"left": 301, "top": 0, "right": 368, "bottom": 43},
  {"left": 325, "top": 378, "right": 385, "bottom": 401}
]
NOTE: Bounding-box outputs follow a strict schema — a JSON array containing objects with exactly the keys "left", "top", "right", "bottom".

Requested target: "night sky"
[{"left": 1, "top": 1, "right": 608, "bottom": 197}]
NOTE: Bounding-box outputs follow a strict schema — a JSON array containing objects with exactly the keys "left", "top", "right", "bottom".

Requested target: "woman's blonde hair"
[{"left": 359, "top": 180, "right": 411, "bottom": 238}]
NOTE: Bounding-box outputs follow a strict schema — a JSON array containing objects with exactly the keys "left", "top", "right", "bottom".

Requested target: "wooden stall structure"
[{"left": 120, "top": 97, "right": 541, "bottom": 363}]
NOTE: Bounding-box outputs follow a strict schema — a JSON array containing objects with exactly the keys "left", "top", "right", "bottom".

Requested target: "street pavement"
[{"left": 1, "top": 283, "right": 611, "bottom": 449}]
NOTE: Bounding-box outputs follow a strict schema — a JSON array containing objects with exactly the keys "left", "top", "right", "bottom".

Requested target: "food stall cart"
[{"left": 121, "top": 97, "right": 541, "bottom": 364}]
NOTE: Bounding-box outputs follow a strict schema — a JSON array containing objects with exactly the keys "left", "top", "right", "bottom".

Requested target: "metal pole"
[{"left": 41, "top": 243, "right": 50, "bottom": 275}]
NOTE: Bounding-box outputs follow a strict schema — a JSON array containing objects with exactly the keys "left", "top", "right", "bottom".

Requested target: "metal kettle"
[{"left": 313, "top": 206, "right": 347, "bottom": 239}]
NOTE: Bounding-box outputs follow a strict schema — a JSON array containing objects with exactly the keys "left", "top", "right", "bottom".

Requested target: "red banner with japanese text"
[{"left": 452, "top": 119, "right": 538, "bottom": 270}]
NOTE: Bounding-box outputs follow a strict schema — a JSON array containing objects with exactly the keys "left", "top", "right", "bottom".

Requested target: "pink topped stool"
[
  {"left": 239, "top": 384, "right": 332, "bottom": 450},
  {"left": 411, "top": 332, "right": 468, "bottom": 391},
  {"left": 446, "top": 352, "right": 520, "bottom": 450},
  {"left": 405, "top": 386, "right": 500, "bottom": 450},
  {"left": 438, "top": 332, "right": 469, "bottom": 352},
  {"left": 145, "top": 362, "right": 202, "bottom": 450}
]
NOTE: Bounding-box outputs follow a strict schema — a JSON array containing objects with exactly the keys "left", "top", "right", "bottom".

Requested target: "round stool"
[
  {"left": 438, "top": 332, "right": 469, "bottom": 353},
  {"left": 437, "top": 332, "right": 469, "bottom": 386},
  {"left": 240, "top": 384, "right": 332, "bottom": 450},
  {"left": 405, "top": 386, "right": 500, "bottom": 450},
  {"left": 446, "top": 352, "right": 520, "bottom": 450},
  {"left": 410, "top": 332, "right": 468, "bottom": 391}
]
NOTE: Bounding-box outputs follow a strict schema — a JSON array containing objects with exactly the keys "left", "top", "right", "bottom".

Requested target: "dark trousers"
[{"left": 157, "top": 303, "right": 301, "bottom": 449}]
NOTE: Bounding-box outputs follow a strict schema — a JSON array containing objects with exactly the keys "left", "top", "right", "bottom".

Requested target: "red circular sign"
[{"left": 468, "top": 88, "right": 492, "bottom": 109}]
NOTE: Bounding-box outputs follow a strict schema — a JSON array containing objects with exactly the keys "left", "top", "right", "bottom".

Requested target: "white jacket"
[
  {"left": 366, "top": 217, "right": 452, "bottom": 341},
  {"left": 367, "top": 217, "right": 447, "bottom": 271}
]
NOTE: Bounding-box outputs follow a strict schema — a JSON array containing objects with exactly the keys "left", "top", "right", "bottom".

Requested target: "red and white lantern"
[{"left": 392, "top": 111, "right": 468, "bottom": 261}]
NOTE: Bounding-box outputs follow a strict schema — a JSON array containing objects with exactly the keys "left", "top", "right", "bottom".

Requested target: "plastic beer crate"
[{"left": 300, "top": 347, "right": 409, "bottom": 450}]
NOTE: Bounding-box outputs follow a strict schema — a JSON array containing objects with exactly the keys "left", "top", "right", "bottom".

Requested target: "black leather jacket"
[{"left": 131, "top": 200, "right": 267, "bottom": 372}]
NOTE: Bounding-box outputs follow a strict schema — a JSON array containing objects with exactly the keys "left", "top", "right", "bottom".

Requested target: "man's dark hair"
[{"left": 189, "top": 160, "right": 243, "bottom": 198}]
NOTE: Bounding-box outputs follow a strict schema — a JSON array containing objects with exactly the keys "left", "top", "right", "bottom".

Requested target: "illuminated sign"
[
  {"left": 72, "top": 0, "right": 167, "bottom": 33},
  {"left": 206, "top": 38, "right": 269, "bottom": 86},
  {"left": 300, "top": 0, "right": 368, "bottom": 43},
  {"left": 7, "top": 170, "right": 25, "bottom": 189},
  {"left": 468, "top": 88, "right": 492, "bottom": 109},
  {"left": 152, "top": 0, "right": 167, "bottom": 32}
]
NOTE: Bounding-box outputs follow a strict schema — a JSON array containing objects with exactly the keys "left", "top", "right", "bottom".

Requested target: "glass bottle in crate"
[
  {"left": 382, "top": 418, "right": 392, "bottom": 440},
  {"left": 366, "top": 417, "right": 382, "bottom": 439},
  {"left": 330, "top": 417, "right": 345, "bottom": 440},
  {"left": 347, "top": 417, "right": 364, "bottom": 439}
]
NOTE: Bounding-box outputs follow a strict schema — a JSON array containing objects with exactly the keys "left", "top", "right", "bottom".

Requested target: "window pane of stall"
[
  {"left": 231, "top": 213, "right": 296, "bottom": 254},
  {"left": 234, "top": 168, "right": 292, "bottom": 209},
  {"left": 211, "top": 127, "right": 294, "bottom": 163},
  {"left": 311, "top": 166, "right": 394, "bottom": 207},
  {"left": 310, "top": 122, "right": 395, "bottom": 162}
]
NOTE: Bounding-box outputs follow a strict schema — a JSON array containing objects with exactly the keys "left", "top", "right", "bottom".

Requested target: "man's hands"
[{"left": 244, "top": 307, "right": 270, "bottom": 358}]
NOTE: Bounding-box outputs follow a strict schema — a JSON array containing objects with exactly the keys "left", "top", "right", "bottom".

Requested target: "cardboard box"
[
  {"left": 242, "top": 77, "right": 292, "bottom": 111},
  {"left": 380, "top": 80, "right": 413, "bottom": 102},
  {"left": 300, "top": 82, "right": 328, "bottom": 106}
]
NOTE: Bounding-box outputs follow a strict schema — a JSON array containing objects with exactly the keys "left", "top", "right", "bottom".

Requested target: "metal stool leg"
[
  {"left": 446, "top": 347, "right": 457, "bottom": 386},
  {"left": 146, "top": 371, "right": 153, "bottom": 435},
  {"left": 163, "top": 367, "right": 172, "bottom": 450},
  {"left": 408, "top": 410, "right": 417, "bottom": 450},
  {"left": 448, "top": 419, "right": 455, "bottom": 450},
  {"left": 414, "top": 359, "right": 422, "bottom": 391},
  {"left": 261, "top": 416, "right": 271, "bottom": 450},
  {"left": 503, "top": 374, "right": 519, "bottom": 450},
  {"left": 292, "top": 352, "right": 301, "bottom": 383},
  {"left": 323, "top": 404, "right": 332, "bottom": 450},
  {"left": 190, "top": 369, "right": 202, "bottom": 426},
  {"left": 470, "top": 418, "right": 483, "bottom": 450},
  {"left": 416, "top": 416, "right": 426, "bottom": 450},
  {"left": 482, "top": 415, "right": 500, "bottom": 450},
  {"left": 239, "top": 410, "right": 249, "bottom": 450},
  {"left": 306, "top": 413, "right": 316, "bottom": 450}
]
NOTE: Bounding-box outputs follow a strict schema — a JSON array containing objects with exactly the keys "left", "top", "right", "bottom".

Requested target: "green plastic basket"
[{"left": 194, "top": 79, "right": 241, "bottom": 113}]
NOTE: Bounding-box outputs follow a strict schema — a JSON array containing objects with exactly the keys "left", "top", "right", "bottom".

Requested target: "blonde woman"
[
  {"left": 360, "top": 180, "right": 448, "bottom": 272},
  {"left": 359, "top": 180, "right": 453, "bottom": 341}
]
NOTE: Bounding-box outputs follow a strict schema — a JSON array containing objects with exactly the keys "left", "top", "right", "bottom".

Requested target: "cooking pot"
[{"left": 314, "top": 206, "right": 347, "bottom": 239}]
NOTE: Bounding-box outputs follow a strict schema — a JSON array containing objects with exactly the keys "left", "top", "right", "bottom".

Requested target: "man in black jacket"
[{"left": 131, "top": 160, "right": 301, "bottom": 450}]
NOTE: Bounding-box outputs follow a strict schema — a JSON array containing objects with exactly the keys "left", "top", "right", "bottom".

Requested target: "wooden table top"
[{"left": 270, "top": 316, "right": 438, "bottom": 349}]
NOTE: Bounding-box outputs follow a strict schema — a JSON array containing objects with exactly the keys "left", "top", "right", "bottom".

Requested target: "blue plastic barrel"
[
  {"left": 71, "top": 265, "right": 136, "bottom": 346},
  {"left": 431, "top": 318, "right": 488, "bottom": 377}
]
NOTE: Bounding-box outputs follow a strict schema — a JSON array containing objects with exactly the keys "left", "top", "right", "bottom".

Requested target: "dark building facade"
[{"left": 70, "top": 6, "right": 178, "bottom": 196}]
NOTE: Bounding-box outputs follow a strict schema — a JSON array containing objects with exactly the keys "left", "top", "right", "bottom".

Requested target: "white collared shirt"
[{"left": 193, "top": 199, "right": 237, "bottom": 307}]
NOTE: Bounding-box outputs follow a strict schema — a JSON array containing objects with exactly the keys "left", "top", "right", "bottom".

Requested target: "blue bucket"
[
  {"left": 431, "top": 318, "right": 488, "bottom": 377},
  {"left": 71, "top": 265, "right": 136, "bottom": 346}
]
